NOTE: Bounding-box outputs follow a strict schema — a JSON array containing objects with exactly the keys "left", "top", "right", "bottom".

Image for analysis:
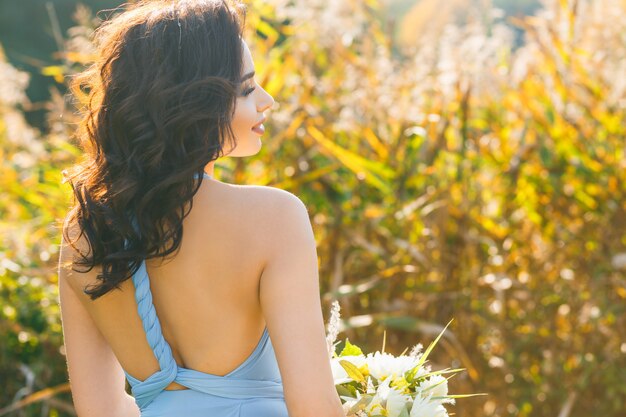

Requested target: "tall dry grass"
[{"left": 1, "top": 0, "right": 624, "bottom": 416}]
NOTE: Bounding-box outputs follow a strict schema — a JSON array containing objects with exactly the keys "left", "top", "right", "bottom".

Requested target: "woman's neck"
[{"left": 204, "top": 161, "right": 216, "bottom": 178}]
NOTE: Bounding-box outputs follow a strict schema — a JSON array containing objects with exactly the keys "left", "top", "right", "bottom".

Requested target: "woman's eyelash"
[{"left": 243, "top": 86, "right": 256, "bottom": 96}]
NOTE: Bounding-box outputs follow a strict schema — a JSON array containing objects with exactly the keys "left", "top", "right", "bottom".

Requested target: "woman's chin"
[
  {"left": 228, "top": 140, "right": 263, "bottom": 157},
  {"left": 250, "top": 136, "right": 263, "bottom": 153}
]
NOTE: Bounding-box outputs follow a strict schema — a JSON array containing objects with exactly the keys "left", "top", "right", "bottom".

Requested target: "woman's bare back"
[{"left": 66, "top": 178, "right": 278, "bottom": 391}]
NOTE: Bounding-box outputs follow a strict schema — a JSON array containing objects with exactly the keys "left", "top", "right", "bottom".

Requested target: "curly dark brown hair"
[{"left": 61, "top": 0, "right": 247, "bottom": 300}]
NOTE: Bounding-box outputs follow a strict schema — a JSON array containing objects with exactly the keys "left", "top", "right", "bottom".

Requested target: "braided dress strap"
[{"left": 126, "top": 260, "right": 180, "bottom": 409}]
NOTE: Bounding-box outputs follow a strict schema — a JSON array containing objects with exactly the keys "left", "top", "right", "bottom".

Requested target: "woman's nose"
[{"left": 258, "top": 88, "right": 275, "bottom": 112}]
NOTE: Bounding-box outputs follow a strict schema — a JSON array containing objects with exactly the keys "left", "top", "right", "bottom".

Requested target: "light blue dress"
[{"left": 122, "top": 173, "right": 288, "bottom": 416}]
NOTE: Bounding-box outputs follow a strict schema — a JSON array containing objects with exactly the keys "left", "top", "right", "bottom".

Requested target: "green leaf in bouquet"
[
  {"left": 336, "top": 383, "right": 355, "bottom": 398},
  {"left": 414, "top": 319, "right": 453, "bottom": 371},
  {"left": 415, "top": 367, "right": 466, "bottom": 382},
  {"left": 424, "top": 367, "right": 466, "bottom": 377},
  {"left": 345, "top": 393, "right": 375, "bottom": 414},
  {"left": 418, "top": 372, "right": 456, "bottom": 395},
  {"left": 339, "top": 359, "right": 366, "bottom": 384},
  {"left": 404, "top": 320, "right": 455, "bottom": 385},
  {"left": 431, "top": 393, "right": 489, "bottom": 400},
  {"left": 347, "top": 380, "right": 362, "bottom": 395},
  {"left": 339, "top": 338, "right": 364, "bottom": 356},
  {"left": 405, "top": 363, "right": 427, "bottom": 384}
]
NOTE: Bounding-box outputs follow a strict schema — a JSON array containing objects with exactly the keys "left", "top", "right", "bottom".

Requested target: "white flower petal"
[
  {"left": 417, "top": 375, "right": 449, "bottom": 398},
  {"left": 365, "top": 352, "right": 420, "bottom": 381},
  {"left": 386, "top": 386, "right": 411, "bottom": 417},
  {"left": 410, "top": 393, "right": 448, "bottom": 417}
]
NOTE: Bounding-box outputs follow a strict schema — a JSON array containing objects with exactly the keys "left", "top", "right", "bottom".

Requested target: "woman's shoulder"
[
  {"left": 248, "top": 185, "right": 310, "bottom": 223},
  {"left": 221, "top": 181, "right": 299, "bottom": 197},
  {"left": 195, "top": 181, "right": 310, "bottom": 238},
  {"left": 217, "top": 182, "right": 307, "bottom": 212}
]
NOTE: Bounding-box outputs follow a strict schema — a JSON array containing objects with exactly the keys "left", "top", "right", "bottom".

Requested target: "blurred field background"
[{"left": 1, "top": 0, "right": 625, "bottom": 416}]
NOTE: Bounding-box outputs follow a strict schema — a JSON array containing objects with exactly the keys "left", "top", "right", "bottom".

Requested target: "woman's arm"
[
  {"left": 58, "top": 219, "right": 140, "bottom": 417},
  {"left": 258, "top": 191, "right": 345, "bottom": 417}
]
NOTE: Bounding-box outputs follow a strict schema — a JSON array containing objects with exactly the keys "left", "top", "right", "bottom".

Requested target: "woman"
[{"left": 57, "top": 1, "right": 344, "bottom": 416}]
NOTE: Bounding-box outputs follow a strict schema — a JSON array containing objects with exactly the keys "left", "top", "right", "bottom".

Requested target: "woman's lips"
[
  {"left": 252, "top": 123, "right": 265, "bottom": 134},
  {"left": 252, "top": 121, "right": 265, "bottom": 135}
]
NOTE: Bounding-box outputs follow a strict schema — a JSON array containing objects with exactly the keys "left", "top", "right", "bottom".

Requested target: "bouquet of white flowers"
[{"left": 325, "top": 301, "right": 484, "bottom": 417}]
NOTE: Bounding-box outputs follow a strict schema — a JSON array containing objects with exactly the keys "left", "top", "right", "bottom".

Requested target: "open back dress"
[{"left": 121, "top": 172, "right": 289, "bottom": 417}]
